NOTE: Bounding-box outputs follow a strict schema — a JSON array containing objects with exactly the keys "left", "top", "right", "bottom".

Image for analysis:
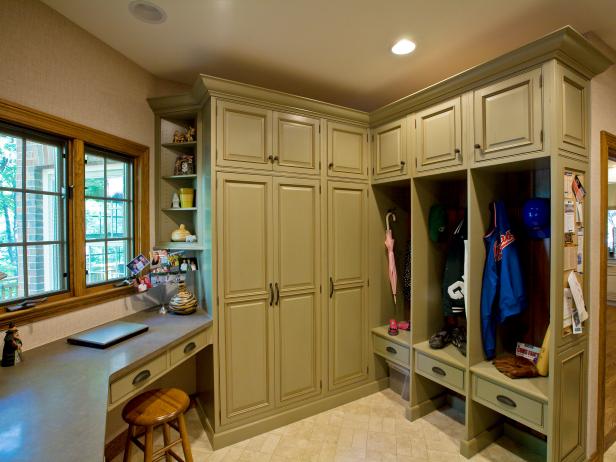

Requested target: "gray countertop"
[{"left": 0, "top": 307, "right": 212, "bottom": 462}]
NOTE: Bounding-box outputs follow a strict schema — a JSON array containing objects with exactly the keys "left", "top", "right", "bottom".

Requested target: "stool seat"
[{"left": 122, "top": 388, "right": 190, "bottom": 427}]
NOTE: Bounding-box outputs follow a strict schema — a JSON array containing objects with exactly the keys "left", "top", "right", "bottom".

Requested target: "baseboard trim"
[
  {"left": 408, "top": 393, "right": 447, "bottom": 421},
  {"left": 460, "top": 424, "right": 503, "bottom": 459},
  {"left": 209, "top": 377, "right": 389, "bottom": 449}
]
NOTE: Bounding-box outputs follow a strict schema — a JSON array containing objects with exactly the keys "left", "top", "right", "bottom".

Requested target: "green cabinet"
[
  {"left": 217, "top": 172, "right": 322, "bottom": 422},
  {"left": 372, "top": 117, "right": 408, "bottom": 180},
  {"left": 327, "top": 181, "right": 368, "bottom": 390},
  {"left": 415, "top": 97, "right": 463, "bottom": 172},
  {"left": 327, "top": 122, "right": 369, "bottom": 180},
  {"left": 473, "top": 68, "right": 543, "bottom": 162}
]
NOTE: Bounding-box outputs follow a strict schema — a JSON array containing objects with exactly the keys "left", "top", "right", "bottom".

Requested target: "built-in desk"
[{"left": 0, "top": 307, "right": 212, "bottom": 462}]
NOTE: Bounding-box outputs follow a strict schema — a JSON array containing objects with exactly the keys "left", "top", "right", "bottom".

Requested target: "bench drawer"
[
  {"left": 373, "top": 335, "right": 410, "bottom": 367},
  {"left": 170, "top": 330, "right": 210, "bottom": 366},
  {"left": 110, "top": 353, "right": 167, "bottom": 404},
  {"left": 415, "top": 351, "right": 464, "bottom": 393},
  {"left": 473, "top": 375, "right": 544, "bottom": 429}
]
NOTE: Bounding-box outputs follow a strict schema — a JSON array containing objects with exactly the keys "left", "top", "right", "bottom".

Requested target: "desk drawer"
[
  {"left": 170, "top": 330, "right": 209, "bottom": 366},
  {"left": 473, "top": 376, "right": 544, "bottom": 428},
  {"left": 415, "top": 351, "right": 464, "bottom": 392},
  {"left": 373, "top": 335, "right": 410, "bottom": 367},
  {"left": 110, "top": 353, "right": 167, "bottom": 404}
]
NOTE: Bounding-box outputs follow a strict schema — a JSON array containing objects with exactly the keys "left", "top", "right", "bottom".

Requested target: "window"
[
  {"left": 84, "top": 149, "right": 134, "bottom": 285},
  {"left": 0, "top": 99, "right": 149, "bottom": 327},
  {"left": 0, "top": 124, "right": 68, "bottom": 303}
]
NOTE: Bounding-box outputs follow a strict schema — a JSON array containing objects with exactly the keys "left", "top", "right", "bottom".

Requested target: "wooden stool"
[{"left": 122, "top": 388, "right": 194, "bottom": 462}]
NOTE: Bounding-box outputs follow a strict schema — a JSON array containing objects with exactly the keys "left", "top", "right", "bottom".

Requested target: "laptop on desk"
[{"left": 67, "top": 322, "right": 149, "bottom": 349}]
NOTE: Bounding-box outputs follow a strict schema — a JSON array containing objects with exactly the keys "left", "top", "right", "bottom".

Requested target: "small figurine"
[
  {"left": 388, "top": 318, "right": 399, "bottom": 336},
  {"left": 171, "top": 192, "right": 180, "bottom": 208},
  {"left": 173, "top": 130, "right": 184, "bottom": 143},
  {"left": 180, "top": 259, "right": 189, "bottom": 272},
  {"left": 2, "top": 322, "right": 23, "bottom": 367},
  {"left": 185, "top": 126, "right": 196, "bottom": 142},
  {"left": 186, "top": 234, "right": 198, "bottom": 243}
]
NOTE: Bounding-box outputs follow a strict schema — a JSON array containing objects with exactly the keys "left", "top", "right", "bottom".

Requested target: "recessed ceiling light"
[
  {"left": 129, "top": 1, "right": 167, "bottom": 24},
  {"left": 391, "top": 39, "right": 416, "bottom": 55}
]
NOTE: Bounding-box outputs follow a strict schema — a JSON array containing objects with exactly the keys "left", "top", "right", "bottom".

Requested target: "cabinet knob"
[
  {"left": 273, "top": 156, "right": 279, "bottom": 163},
  {"left": 454, "top": 148, "right": 460, "bottom": 154},
  {"left": 474, "top": 144, "right": 481, "bottom": 149},
  {"left": 328, "top": 162, "right": 334, "bottom": 169},
  {"left": 268, "top": 155, "right": 274, "bottom": 163}
]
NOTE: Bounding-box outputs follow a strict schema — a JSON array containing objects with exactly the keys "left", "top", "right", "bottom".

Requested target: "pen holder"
[{"left": 179, "top": 188, "right": 194, "bottom": 208}]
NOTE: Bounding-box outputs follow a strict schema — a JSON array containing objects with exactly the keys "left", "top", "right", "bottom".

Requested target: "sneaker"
[
  {"left": 451, "top": 326, "right": 467, "bottom": 356},
  {"left": 428, "top": 329, "right": 451, "bottom": 349}
]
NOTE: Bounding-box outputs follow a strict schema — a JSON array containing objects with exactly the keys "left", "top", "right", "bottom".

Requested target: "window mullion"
[
  {"left": 71, "top": 140, "right": 86, "bottom": 297},
  {"left": 21, "top": 135, "right": 28, "bottom": 299}
]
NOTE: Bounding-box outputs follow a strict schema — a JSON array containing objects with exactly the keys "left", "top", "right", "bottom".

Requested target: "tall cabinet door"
[
  {"left": 327, "top": 181, "right": 369, "bottom": 390},
  {"left": 273, "top": 112, "right": 321, "bottom": 175},
  {"left": 273, "top": 177, "right": 321, "bottom": 406},
  {"left": 217, "top": 100, "right": 273, "bottom": 171},
  {"left": 217, "top": 172, "right": 275, "bottom": 424}
]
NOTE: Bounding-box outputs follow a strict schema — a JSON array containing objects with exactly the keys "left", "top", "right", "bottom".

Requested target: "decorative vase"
[
  {"left": 171, "top": 224, "right": 191, "bottom": 242},
  {"left": 168, "top": 282, "right": 198, "bottom": 315},
  {"left": 179, "top": 188, "right": 194, "bottom": 208}
]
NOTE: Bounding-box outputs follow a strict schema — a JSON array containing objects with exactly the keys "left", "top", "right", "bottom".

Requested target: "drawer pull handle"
[
  {"left": 132, "top": 369, "right": 151, "bottom": 386},
  {"left": 386, "top": 346, "right": 397, "bottom": 354},
  {"left": 496, "top": 394, "right": 517, "bottom": 408},
  {"left": 431, "top": 366, "right": 446, "bottom": 376},
  {"left": 183, "top": 341, "right": 197, "bottom": 354}
]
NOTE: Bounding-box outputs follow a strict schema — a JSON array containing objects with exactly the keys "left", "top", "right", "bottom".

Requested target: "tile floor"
[{"left": 113, "top": 389, "right": 544, "bottom": 461}]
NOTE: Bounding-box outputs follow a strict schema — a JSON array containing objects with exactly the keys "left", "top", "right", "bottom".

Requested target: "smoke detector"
[{"left": 129, "top": 1, "right": 167, "bottom": 24}]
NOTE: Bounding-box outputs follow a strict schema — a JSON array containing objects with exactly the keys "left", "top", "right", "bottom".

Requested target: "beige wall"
[
  {"left": 0, "top": 0, "right": 190, "bottom": 349},
  {"left": 588, "top": 63, "right": 616, "bottom": 455}
]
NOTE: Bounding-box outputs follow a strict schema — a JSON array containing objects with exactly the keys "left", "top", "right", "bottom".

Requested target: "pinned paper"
[
  {"left": 564, "top": 200, "right": 575, "bottom": 233},
  {"left": 567, "top": 271, "right": 588, "bottom": 322},
  {"left": 563, "top": 289, "right": 572, "bottom": 328},
  {"left": 576, "top": 201, "right": 584, "bottom": 224},
  {"left": 564, "top": 172, "right": 574, "bottom": 199},
  {"left": 564, "top": 246, "right": 577, "bottom": 270},
  {"left": 572, "top": 176, "right": 586, "bottom": 202},
  {"left": 577, "top": 229, "right": 584, "bottom": 273}
]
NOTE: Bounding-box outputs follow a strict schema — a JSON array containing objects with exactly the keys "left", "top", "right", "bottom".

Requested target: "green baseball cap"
[{"left": 429, "top": 204, "right": 446, "bottom": 242}]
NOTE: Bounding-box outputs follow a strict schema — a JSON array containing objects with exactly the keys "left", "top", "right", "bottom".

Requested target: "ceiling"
[{"left": 42, "top": 0, "right": 616, "bottom": 112}]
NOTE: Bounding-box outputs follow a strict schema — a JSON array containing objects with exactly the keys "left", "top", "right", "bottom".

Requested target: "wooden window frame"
[{"left": 0, "top": 98, "right": 149, "bottom": 328}]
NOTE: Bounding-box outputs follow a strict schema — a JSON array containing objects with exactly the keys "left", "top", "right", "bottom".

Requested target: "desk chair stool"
[{"left": 122, "top": 388, "right": 194, "bottom": 462}]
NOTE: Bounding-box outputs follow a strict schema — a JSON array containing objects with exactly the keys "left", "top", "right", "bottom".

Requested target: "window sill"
[{"left": 0, "top": 285, "right": 135, "bottom": 329}]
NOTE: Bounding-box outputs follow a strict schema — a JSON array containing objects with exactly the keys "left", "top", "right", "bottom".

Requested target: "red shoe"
[{"left": 388, "top": 319, "right": 399, "bottom": 336}]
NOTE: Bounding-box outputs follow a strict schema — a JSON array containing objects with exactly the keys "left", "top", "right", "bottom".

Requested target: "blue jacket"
[{"left": 481, "top": 201, "right": 527, "bottom": 359}]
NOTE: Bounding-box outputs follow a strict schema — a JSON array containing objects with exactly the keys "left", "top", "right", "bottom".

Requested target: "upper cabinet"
[
  {"left": 415, "top": 97, "right": 463, "bottom": 173},
  {"left": 273, "top": 112, "right": 321, "bottom": 174},
  {"left": 555, "top": 64, "right": 589, "bottom": 158},
  {"left": 372, "top": 117, "right": 408, "bottom": 181},
  {"left": 473, "top": 68, "right": 543, "bottom": 162},
  {"left": 217, "top": 100, "right": 321, "bottom": 174},
  {"left": 327, "top": 122, "right": 369, "bottom": 180},
  {"left": 217, "top": 100, "right": 273, "bottom": 171}
]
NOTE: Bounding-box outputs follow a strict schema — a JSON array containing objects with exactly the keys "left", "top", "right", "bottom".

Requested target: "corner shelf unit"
[{"left": 153, "top": 110, "right": 204, "bottom": 251}]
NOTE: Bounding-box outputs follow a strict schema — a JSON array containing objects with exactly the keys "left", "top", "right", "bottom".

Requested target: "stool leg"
[
  {"left": 176, "top": 414, "right": 194, "bottom": 462},
  {"left": 144, "top": 426, "right": 154, "bottom": 462},
  {"left": 122, "top": 424, "right": 133, "bottom": 462},
  {"left": 162, "top": 423, "right": 172, "bottom": 462}
]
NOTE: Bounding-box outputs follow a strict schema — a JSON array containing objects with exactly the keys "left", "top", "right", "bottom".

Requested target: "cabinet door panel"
[
  {"left": 327, "top": 122, "right": 368, "bottom": 179},
  {"left": 218, "top": 173, "right": 273, "bottom": 300},
  {"left": 373, "top": 118, "right": 407, "bottom": 179},
  {"left": 556, "top": 65, "right": 589, "bottom": 157},
  {"left": 274, "top": 112, "right": 320, "bottom": 174},
  {"left": 222, "top": 298, "right": 274, "bottom": 421},
  {"left": 474, "top": 68, "right": 542, "bottom": 161},
  {"left": 416, "top": 97, "right": 462, "bottom": 172},
  {"left": 328, "top": 182, "right": 367, "bottom": 285},
  {"left": 275, "top": 179, "right": 320, "bottom": 291},
  {"left": 329, "top": 286, "right": 367, "bottom": 389},
  {"left": 277, "top": 293, "right": 319, "bottom": 403},
  {"left": 217, "top": 100, "right": 272, "bottom": 170}
]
